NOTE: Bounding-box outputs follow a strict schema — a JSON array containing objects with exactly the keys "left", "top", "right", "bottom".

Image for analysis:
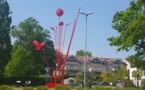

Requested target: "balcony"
[{"left": 65, "top": 65, "right": 79, "bottom": 70}]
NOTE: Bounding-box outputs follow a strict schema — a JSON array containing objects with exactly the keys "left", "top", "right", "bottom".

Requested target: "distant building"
[{"left": 64, "top": 55, "right": 128, "bottom": 77}]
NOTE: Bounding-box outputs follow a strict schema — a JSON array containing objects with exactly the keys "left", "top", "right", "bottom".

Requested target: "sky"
[{"left": 7, "top": 0, "right": 135, "bottom": 59}]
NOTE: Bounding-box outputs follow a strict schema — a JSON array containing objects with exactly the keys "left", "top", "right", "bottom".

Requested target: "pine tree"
[{"left": 0, "top": 0, "right": 12, "bottom": 76}]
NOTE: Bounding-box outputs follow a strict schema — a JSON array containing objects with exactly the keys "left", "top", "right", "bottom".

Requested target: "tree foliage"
[
  {"left": 86, "top": 71, "right": 95, "bottom": 83},
  {"left": 76, "top": 50, "right": 92, "bottom": 57},
  {"left": 5, "top": 17, "right": 56, "bottom": 76},
  {"left": 0, "top": 0, "right": 12, "bottom": 76},
  {"left": 107, "top": 0, "right": 145, "bottom": 69},
  {"left": 76, "top": 72, "right": 83, "bottom": 84},
  {"left": 132, "top": 69, "right": 142, "bottom": 78},
  {"left": 100, "top": 71, "right": 115, "bottom": 83},
  {"left": 5, "top": 46, "right": 32, "bottom": 76},
  {"left": 100, "top": 66, "right": 128, "bottom": 84},
  {"left": 116, "top": 65, "right": 128, "bottom": 81}
]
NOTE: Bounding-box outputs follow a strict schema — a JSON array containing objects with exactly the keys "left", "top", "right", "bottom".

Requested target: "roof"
[{"left": 64, "top": 55, "right": 124, "bottom": 64}]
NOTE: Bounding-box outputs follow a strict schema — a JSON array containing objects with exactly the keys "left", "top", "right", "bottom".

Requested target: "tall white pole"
[
  {"left": 84, "top": 14, "right": 87, "bottom": 85},
  {"left": 80, "top": 11, "right": 93, "bottom": 85}
]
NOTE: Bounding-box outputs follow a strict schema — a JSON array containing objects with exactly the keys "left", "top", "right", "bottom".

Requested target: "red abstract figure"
[
  {"left": 33, "top": 8, "right": 80, "bottom": 88},
  {"left": 56, "top": 8, "right": 63, "bottom": 17},
  {"left": 33, "top": 40, "right": 53, "bottom": 84},
  {"left": 33, "top": 40, "right": 45, "bottom": 51}
]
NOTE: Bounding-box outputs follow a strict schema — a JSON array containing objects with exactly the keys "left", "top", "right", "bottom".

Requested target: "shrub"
[
  {"left": 118, "top": 87, "right": 141, "bottom": 90},
  {"left": 74, "top": 86, "right": 82, "bottom": 90},
  {"left": 75, "top": 86, "right": 88, "bottom": 90},
  {"left": 126, "top": 80, "right": 136, "bottom": 87},
  {"left": 55, "top": 84, "right": 63, "bottom": 90},
  {"left": 36, "top": 86, "right": 48, "bottom": 90},
  {"left": 141, "top": 79, "right": 145, "bottom": 89},
  {"left": 68, "top": 79, "right": 74, "bottom": 85},
  {"left": 22, "top": 86, "right": 34, "bottom": 90},
  {"left": 0, "top": 85, "right": 13, "bottom": 90},
  {"left": 92, "top": 86, "right": 112, "bottom": 90},
  {"left": 63, "top": 85, "right": 71, "bottom": 90}
]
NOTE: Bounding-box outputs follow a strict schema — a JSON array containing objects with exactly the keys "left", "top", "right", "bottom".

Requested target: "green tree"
[
  {"left": 126, "top": 55, "right": 144, "bottom": 69},
  {"left": 107, "top": 0, "right": 145, "bottom": 69},
  {"left": 117, "top": 65, "right": 128, "bottom": 81},
  {"left": 76, "top": 72, "right": 83, "bottom": 84},
  {"left": 5, "top": 46, "right": 32, "bottom": 76},
  {"left": 100, "top": 71, "right": 115, "bottom": 84},
  {"left": 132, "top": 69, "right": 142, "bottom": 78},
  {"left": 76, "top": 50, "right": 92, "bottom": 57},
  {"left": 0, "top": 0, "right": 12, "bottom": 76},
  {"left": 86, "top": 71, "right": 95, "bottom": 83},
  {"left": 5, "top": 17, "right": 56, "bottom": 76}
]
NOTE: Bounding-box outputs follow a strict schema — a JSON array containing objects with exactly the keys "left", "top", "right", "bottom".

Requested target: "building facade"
[{"left": 65, "top": 55, "right": 128, "bottom": 77}]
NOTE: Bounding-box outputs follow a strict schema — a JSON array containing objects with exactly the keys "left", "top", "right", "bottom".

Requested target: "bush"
[
  {"left": 118, "top": 87, "right": 141, "bottom": 90},
  {"left": 126, "top": 80, "right": 136, "bottom": 87},
  {"left": 0, "top": 77, "right": 46, "bottom": 86},
  {"left": 36, "top": 86, "right": 48, "bottom": 90},
  {"left": 142, "top": 86, "right": 145, "bottom": 90},
  {"left": 63, "top": 85, "right": 71, "bottom": 90},
  {"left": 55, "top": 85, "right": 63, "bottom": 90},
  {"left": 141, "top": 79, "right": 145, "bottom": 89},
  {"left": 0, "top": 85, "right": 13, "bottom": 90},
  {"left": 75, "top": 86, "right": 88, "bottom": 90},
  {"left": 22, "top": 86, "right": 34, "bottom": 90},
  {"left": 93, "top": 86, "right": 112, "bottom": 90}
]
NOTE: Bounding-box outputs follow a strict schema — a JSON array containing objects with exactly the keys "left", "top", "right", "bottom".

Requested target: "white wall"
[{"left": 129, "top": 67, "right": 145, "bottom": 86}]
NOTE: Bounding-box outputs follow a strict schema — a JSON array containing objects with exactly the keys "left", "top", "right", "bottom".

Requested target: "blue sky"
[{"left": 7, "top": 0, "right": 135, "bottom": 59}]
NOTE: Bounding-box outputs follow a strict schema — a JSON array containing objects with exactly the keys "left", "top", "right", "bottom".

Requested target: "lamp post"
[{"left": 80, "top": 11, "right": 94, "bottom": 85}]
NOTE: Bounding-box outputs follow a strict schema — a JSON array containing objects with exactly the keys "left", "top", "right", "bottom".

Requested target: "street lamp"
[{"left": 80, "top": 11, "right": 94, "bottom": 85}]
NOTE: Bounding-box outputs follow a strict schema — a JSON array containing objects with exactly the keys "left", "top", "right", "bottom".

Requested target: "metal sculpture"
[{"left": 33, "top": 8, "right": 80, "bottom": 88}]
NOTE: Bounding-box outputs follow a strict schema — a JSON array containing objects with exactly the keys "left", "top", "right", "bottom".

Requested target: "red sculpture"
[
  {"left": 56, "top": 8, "right": 63, "bottom": 17},
  {"left": 33, "top": 40, "right": 46, "bottom": 51},
  {"left": 33, "top": 8, "right": 80, "bottom": 88}
]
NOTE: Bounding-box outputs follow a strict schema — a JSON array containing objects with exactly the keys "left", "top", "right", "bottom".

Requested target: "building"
[{"left": 65, "top": 55, "right": 128, "bottom": 77}]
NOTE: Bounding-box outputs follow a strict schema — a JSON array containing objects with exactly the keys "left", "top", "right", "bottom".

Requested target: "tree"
[
  {"left": 132, "top": 69, "right": 142, "bottom": 78},
  {"left": 76, "top": 72, "right": 83, "bottom": 84},
  {"left": 107, "top": 0, "right": 145, "bottom": 69},
  {"left": 86, "top": 71, "right": 95, "bottom": 83},
  {"left": 100, "top": 70, "right": 115, "bottom": 84},
  {"left": 76, "top": 50, "right": 92, "bottom": 57},
  {"left": 117, "top": 65, "right": 128, "bottom": 81},
  {"left": 0, "top": 0, "right": 12, "bottom": 76},
  {"left": 5, "top": 46, "right": 32, "bottom": 76},
  {"left": 126, "top": 55, "right": 144, "bottom": 69},
  {"left": 5, "top": 17, "right": 56, "bottom": 76}
]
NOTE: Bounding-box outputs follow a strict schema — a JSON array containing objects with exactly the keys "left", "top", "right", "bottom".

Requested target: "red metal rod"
[
  {"left": 62, "top": 8, "right": 80, "bottom": 70},
  {"left": 62, "top": 23, "right": 71, "bottom": 54},
  {"left": 42, "top": 49, "right": 52, "bottom": 83}
]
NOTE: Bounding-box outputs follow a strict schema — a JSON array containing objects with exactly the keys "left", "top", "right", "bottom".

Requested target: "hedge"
[{"left": 0, "top": 77, "right": 46, "bottom": 86}]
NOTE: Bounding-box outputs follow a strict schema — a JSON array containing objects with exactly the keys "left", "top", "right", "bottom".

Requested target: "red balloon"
[{"left": 56, "top": 8, "right": 63, "bottom": 17}]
